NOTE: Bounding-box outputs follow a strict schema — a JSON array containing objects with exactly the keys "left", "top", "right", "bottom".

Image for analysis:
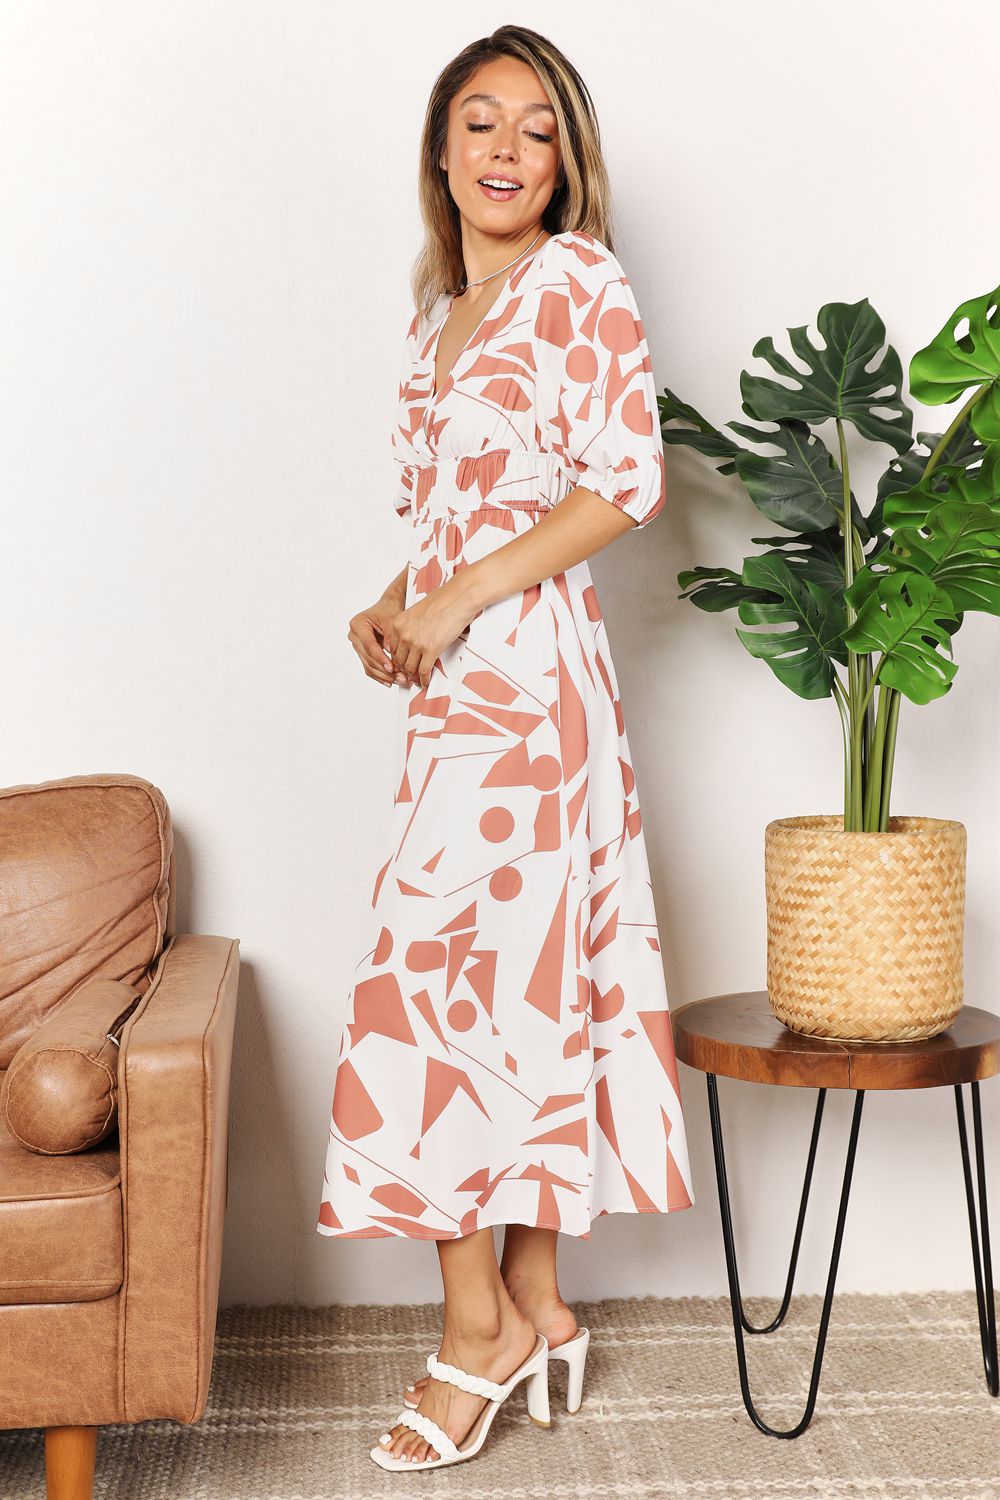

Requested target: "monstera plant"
[
  {"left": 663, "top": 285, "right": 1000, "bottom": 834},
  {"left": 661, "top": 285, "right": 1000, "bottom": 1041}
]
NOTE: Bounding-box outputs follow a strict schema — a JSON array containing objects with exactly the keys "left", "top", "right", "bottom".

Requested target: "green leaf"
[
  {"left": 891, "top": 503, "right": 1000, "bottom": 615},
  {"left": 882, "top": 451, "right": 1000, "bottom": 531},
  {"left": 658, "top": 388, "right": 744, "bottom": 470},
  {"left": 728, "top": 419, "right": 843, "bottom": 532},
  {"left": 843, "top": 572, "right": 959, "bottom": 703},
  {"left": 909, "top": 284, "right": 1000, "bottom": 444},
  {"left": 872, "top": 425, "right": 986, "bottom": 532},
  {"left": 735, "top": 554, "right": 846, "bottom": 699},
  {"left": 740, "top": 298, "right": 914, "bottom": 455},
  {"left": 661, "top": 390, "right": 864, "bottom": 534},
  {"left": 748, "top": 522, "right": 855, "bottom": 594},
  {"left": 676, "top": 565, "right": 779, "bottom": 613},
  {"left": 879, "top": 454, "right": 1000, "bottom": 616}
]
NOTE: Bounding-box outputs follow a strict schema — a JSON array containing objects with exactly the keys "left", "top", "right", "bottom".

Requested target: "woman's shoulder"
[
  {"left": 408, "top": 289, "right": 450, "bottom": 347},
  {"left": 541, "top": 229, "right": 627, "bottom": 286}
]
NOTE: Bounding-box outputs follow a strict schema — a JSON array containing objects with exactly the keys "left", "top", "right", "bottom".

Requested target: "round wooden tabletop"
[{"left": 671, "top": 992, "right": 1000, "bottom": 1091}]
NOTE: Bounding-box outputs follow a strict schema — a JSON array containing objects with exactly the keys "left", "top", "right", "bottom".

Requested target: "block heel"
[{"left": 549, "top": 1326, "right": 590, "bottom": 1413}]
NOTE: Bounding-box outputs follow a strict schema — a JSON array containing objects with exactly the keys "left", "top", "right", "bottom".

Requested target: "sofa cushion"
[
  {"left": 0, "top": 1069, "right": 123, "bottom": 1304},
  {"left": 1, "top": 978, "right": 141, "bottom": 1153},
  {"left": 0, "top": 774, "right": 172, "bottom": 1067}
]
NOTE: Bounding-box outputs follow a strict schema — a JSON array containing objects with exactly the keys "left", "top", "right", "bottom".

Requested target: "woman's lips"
[{"left": 477, "top": 179, "right": 522, "bottom": 202}]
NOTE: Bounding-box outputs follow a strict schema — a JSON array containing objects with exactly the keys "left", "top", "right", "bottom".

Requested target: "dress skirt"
[{"left": 317, "top": 449, "right": 695, "bottom": 1240}]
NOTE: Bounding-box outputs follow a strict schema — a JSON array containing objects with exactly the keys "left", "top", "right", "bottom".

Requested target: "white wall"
[{"left": 3, "top": 1, "right": 998, "bottom": 1307}]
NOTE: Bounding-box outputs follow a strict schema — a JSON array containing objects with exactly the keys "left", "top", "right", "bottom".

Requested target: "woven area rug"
[{"left": 2, "top": 1291, "right": 999, "bottom": 1498}]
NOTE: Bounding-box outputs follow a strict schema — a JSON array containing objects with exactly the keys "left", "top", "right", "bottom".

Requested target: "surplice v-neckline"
[{"left": 425, "top": 232, "right": 560, "bottom": 415}]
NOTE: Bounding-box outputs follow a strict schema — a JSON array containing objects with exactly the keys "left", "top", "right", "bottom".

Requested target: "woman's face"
[{"left": 439, "top": 56, "right": 562, "bottom": 242}]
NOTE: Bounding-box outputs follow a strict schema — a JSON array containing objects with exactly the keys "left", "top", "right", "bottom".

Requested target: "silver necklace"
[{"left": 453, "top": 228, "right": 547, "bottom": 295}]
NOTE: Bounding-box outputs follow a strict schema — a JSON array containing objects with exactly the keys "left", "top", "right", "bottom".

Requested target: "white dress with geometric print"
[{"left": 318, "top": 229, "right": 695, "bottom": 1241}]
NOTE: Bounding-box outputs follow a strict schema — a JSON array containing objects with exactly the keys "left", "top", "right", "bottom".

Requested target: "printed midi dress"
[{"left": 317, "top": 228, "right": 695, "bottom": 1240}]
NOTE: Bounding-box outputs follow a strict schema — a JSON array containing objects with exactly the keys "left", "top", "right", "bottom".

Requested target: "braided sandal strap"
[
  {"left": 394, "top": 1408, "right": 460, "bottom": 1459},
  {"left": 425, "top": 1351, "right": 508, "bottom": 1400}
]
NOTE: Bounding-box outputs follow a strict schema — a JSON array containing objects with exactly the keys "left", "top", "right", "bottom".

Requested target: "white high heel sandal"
[
  {"left": 404, "top": 1325, "right": 591, "bottom": 1417},
  {"left": 547, "top": 1326, "right": 590, "bottom": 1413},
  {"left": 371, "top": 1331, "right": 550, "bottom": 1471}
]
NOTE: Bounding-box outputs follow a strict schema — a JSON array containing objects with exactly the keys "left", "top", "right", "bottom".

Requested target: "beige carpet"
[{"left": 2, "top": 1291, "right": 999, "bottom": 1498}]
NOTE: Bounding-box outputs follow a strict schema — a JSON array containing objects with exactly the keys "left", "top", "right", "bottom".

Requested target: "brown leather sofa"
[{"left": 0, "top": 773, "right": 240, "bottom": 1499}]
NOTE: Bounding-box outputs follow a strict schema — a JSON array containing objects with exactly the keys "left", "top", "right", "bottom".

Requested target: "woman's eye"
[{"left": 466, "top": 123, "right": 554, "bottom": 143}]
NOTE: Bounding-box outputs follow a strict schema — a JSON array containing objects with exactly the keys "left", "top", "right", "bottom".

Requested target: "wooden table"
[{"left": 671, "top": 991, "right": 1000, "bottom": 1438}]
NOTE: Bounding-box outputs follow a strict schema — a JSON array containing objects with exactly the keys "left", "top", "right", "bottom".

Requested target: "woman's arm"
[
  {"left": 452, "top": 486, "right": 637, "bottom": 612},
  {"left": 380, "top": 562, "right": 410, "bottom": 608},
  {"left": 386, "top": 488, "right": 635, "bottom": 688}
]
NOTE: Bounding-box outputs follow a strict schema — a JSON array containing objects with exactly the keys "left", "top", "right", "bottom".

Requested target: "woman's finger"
[
  {"left": 353, "top": 616, "right": 393, "bottom": 670},
  {"left": 349, "top": 621, "right": 408, "bottom": 685}
]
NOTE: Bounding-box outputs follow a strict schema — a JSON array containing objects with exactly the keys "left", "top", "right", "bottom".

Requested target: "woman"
[{"left": 317, "top": 24, "right": 695, "bottom": 1471}]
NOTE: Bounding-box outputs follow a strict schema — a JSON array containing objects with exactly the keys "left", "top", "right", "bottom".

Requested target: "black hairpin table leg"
[
  {"left": 706, "top": 1073, "right": 866, "bottom": 1438},
  {"left": 955, "top": 1080, "right": 998, "bottom": 1395}
]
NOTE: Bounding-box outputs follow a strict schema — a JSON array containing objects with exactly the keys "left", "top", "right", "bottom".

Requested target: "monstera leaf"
[
  {"left": 748, "top": 521, "right": 865, "bottom": 593},
  {"left": 740, "top": 299, "right": 914, "bottom": 455},
  {"left": 878, "top": 456, "right": 1000, "bottom": 616},
  {"left": 871, "top": 425, "right": 986, "bottom": 533},
  {"left": 676, "top": 565, "right": 780, "bottom": 613},
  {"left": 727, "top": 418, "right": 845, "bottom": 533},
  {"left": 659, "top": 388, "right": 745, "bottom": 469},
  {"left": 660, "top": 393, "right": 867, "bottom": 534},
  {"left": 882, "top": 451, "right": 1000, "bottom": 533},
  {"left": 843, "top": 571, "right": 959, "bottom": 704},
  {"left": 909, "top": 284, "right": 1000, "bottom": 444},
  {"left": 890, "top": 503, "right": 1000, "bottom": 615},
  {"left": 678, "top": 524, "right": 857, "bottom": 613},
  {"left": 734, "top": 554, "right": 847, "bottom": 700}
]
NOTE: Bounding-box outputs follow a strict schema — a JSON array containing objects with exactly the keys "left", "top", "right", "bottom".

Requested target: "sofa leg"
[{"left": 44, "top": 1426, "right": 97, "bottom": 1500}]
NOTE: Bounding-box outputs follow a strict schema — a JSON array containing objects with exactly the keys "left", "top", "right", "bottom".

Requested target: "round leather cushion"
[{"left": 1, "top": 978, "right": 142, "bottom": 1154}]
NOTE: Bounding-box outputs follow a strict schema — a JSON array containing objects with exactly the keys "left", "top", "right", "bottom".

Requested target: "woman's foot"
[
  {"left": 380, "top": 1305, "right": 537, "bottom": 1464},
  {"left": 402, "top": 1277, "right": 577, "bottom": 1409}
]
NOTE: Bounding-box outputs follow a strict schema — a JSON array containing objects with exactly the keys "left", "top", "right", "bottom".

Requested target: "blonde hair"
[{"left": 411, "top": 25, "right": 615, "bottom": 321}]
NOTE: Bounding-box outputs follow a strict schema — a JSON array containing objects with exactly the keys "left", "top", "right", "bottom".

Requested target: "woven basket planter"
[{"left": 764, "top": 814, "right": 966, "bottom": 1042}]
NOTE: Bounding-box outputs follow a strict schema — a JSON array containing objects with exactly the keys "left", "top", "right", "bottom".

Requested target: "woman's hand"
[
  {"left": 382, "top": 580, "right": 479, "bottom": 690},
  {"left": 348, "top": 588, "right": 413, "bottom": 689}
]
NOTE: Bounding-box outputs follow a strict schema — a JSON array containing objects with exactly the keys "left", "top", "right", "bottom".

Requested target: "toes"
[
  {"left": 386, "top": 1423, "right": 412, "bottom": 1461},
  {"left": 402, "top": 1431, "right": 426, "bottom": 1464}
]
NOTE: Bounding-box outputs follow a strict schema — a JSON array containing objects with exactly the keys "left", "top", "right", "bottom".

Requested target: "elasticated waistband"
[{"left": 407, "top": 450, "right": 571, "bottom": 523}]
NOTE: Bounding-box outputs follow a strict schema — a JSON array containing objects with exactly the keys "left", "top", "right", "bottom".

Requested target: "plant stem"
[
  {"left": 858, "top": 652, "right": 886, "bottom": 719},
  {"left": 878, "top": 688, "right": 902, "bottom": 830},
  {"left": 831, "top": 673, "right": 851, "bottom": 817},
  {"left": 861, "top": 651, "right": 873, "bottom": 789},
  {"left": 863, "top": 683, "right": 890, "bottom": 829},
  {"left": 923, "top": 386, "right": 988, "bottom": 477},
  {"left": 837, "top": 418, "right": 867, "bottom": 830},
  {"left": 862, "top": 385, "right": 982, "bottom": 829}
]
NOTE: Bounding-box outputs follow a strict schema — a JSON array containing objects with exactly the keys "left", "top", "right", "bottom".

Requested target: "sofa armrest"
[{"left": 117, "top": 931, "right": 240, "bottom": 1423}]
